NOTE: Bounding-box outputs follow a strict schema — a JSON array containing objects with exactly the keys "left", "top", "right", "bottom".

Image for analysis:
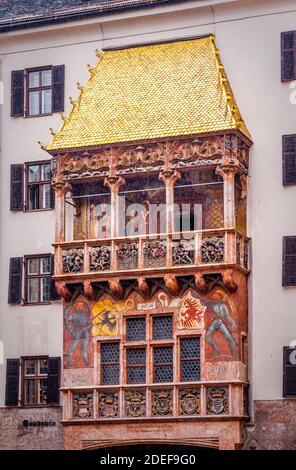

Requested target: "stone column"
[
  {"left": 159, "top": 169, "right": 181, "bottom": 234},
  {"left": 53, "top": 181, "right": 72, "bottom": 243},
  {"left": 216, "top": 165, "right": 237, "bottom": 229},
  {"left": 104, "top": 176, "right": 125, "bottom": 238}
]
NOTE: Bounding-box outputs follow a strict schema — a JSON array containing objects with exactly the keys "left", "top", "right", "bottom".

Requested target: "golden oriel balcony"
[{"left": 53, "top": 228, "right": 249, "bottom": 283}]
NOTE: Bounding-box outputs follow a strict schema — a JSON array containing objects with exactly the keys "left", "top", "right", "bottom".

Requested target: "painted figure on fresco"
[
  {"left": 64, "top": 300, "right": 93, "bottom": 367},
  {"left": 92, "top": 298, "right": 134, "bottom": 336},
  {"left": 178, "top": 294, "right": 206, "bottom": 329},
  {"left": 205, "top": 290, "right": 237, "bottom": 358}
]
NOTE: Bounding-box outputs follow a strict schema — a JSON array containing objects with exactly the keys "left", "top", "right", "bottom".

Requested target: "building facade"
[{"left": 0, "top": 0, "right": 296, "bottom": 450}]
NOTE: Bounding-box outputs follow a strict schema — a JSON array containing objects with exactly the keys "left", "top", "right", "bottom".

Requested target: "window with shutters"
[
  {"left": 25, "top": 255, "right": 51, "bottom": 304},
  {"left": 283, "top": 347, "right": 296, "bottom": 397},
  {"left": 25, "top": 161, "right": 52, "bottom": 210},
  {"left": 27, "top": 67, "right": 53, "bottom": 116},
  {"left": 281, "top": 31, "right": 296, "bottom": 82},
  {"left": 11, "top": 65, "right": 64, "bottom": 117},
  {"left": 98, "top": 313, "right": 201, "bottom": 385},
  {"left": 282, "top": 236, "right": 296, "bottom": 286},
  {"left": 283, "top": 135, "right": 296, "bottom": 185},
  {"left": 22, "top": 357, "right": 49, "bottom": 405}
]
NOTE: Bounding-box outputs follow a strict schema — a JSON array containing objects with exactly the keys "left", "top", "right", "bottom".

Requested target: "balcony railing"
[
  {"left": 61, "top": 381, "right": 248, "bottom": 422},
  {"left": 53, "top": 229, "right": 249, "bottom": 279}
]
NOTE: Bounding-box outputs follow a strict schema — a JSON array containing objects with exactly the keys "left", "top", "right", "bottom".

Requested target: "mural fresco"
[
  {"left": 177, "top": 294, "right": 206, "bottom": 329},
  {"left": 64, "top": 299, "right": 93, "bottom": 368},
  {"left": 92, "top": 298, "right": 134, "bottom": 336},
  {"left": 204, "top": 290, "right": 238, "bottom": 360},
  {"left": 63, "top": 284, "right": 242, "bottom": 368}
]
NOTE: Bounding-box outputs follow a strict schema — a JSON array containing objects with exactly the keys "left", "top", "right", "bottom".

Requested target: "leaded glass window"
[
  {"left": 101, "top": 342, "right": 120, "bottom": 385},
  {"left": 127, "top": 348, "right": 146, "bottom": 383},
  {"left": 180, "top": 337, "right": 200, "bottom": 382},
  {"left": 153, "top": 315, "right": 173, "bottom": 340},
  {"left": 153, "top": 346, "right": 173, "bottom": 383},
  {"left": 126, "top": 317, "right": 146, "bottom": 342}
]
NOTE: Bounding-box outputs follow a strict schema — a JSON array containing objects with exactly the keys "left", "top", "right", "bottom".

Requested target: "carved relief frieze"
[
  {"left": 63, "top": 248, "right": 84, "bottom": 273},
  {"left": 116, "top": 143, "right": 166, "bottom": 169},
  {"left": 143, "top": 240, "right": 166, "bottom": 268},
  {"left": 99, "top": 392, "right": 119, "bottom": 418},
  {"left": 169, "top": 137, "right": 224, "bottom": 164},
  {"left": 125, "top": 390, "right": 146, "bottom": 417},
  {"left": 179, "top": 389, "right": 201, "bottom": 416},
  {"left": 89, "top": 246, "right": 111, "bottom": 271},
  {"left": 172, "top": 240, "right": 194, "bottom": 265},
  {"left": 151, "top": 390, "right": 173, "bottom": 416},
  {"left": 56, "top": 134, "right": 249, "bottom": 181},
  {"left": 117, "top": 242, "right": 139, "bottom": 270},
  {"left": 73, "top": 392, "right": 93, "bottom": 419},
  {"left": 206, "top": 387, "right": 229, "bottom": 415},
  {"left": 201, "top": 237, "right": 224, "bottom": 263}
]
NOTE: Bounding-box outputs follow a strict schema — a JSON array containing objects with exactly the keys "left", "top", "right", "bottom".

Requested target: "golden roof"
[{"left": 46, "top": 36, "right": 251, "bottom": 152}]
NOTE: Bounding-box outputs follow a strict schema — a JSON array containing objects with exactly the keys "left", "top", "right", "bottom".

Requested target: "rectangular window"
[
  {"left": 126, "top": 317, "right": 146, "bottom": 342},
  {"left": 22, "top": 357, "right": 48, "bottom": 405},
  {"left": 180, "top": 337, "right": 200, "bottom": 382},
  {"left": 99, "top": 312, "right": 201, "bottom": 386},
  {"left": 152, "top": 315, "right": 173, "bottom": 340},
  {"left": 25, "top": 255, "right": 51, "bottom": 304},
  {"left": 27, "top": 67, "right": 52, "bottom": 116},
  {"left": 153, "top": 346, "right": 173, "bottom": 383},
  {"left": 127, "top": 347, "right": 146, "bottom": 384},
  {"left": 101, "top": 342, "right": 120, "bottom": 385},
  {"left": 26, "top": 161, "right": 52, "bottom": 211}
]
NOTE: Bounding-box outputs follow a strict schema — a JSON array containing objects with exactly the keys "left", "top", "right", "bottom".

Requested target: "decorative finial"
[
  {"left": 69, "top": 97, "right": 75, "bottom": 105},
  {"left": 49, "top": 128, "right": 56, "bottom": 136},
  {"left": 76, "top": 82, "right": 83, "bottom": 91},
  {"left": 95, "top": 49, "right": 103, "bottom": 58},
  {"left": 38, "top": 141, "right": 46, "bottom": 151},
  {"left": 87, "top": 64, "right": 94, "bottom": 73},
  {"left": 59, "top": 112, "right": 66, "bottom": 121}
]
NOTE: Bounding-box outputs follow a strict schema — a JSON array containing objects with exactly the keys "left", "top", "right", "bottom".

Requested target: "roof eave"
[{"left": 0, "top": 0, "right": 188, "bottom": 34}]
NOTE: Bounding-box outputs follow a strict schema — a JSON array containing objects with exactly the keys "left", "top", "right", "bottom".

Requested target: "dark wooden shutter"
[
  {"left": 47, "top": 357, "right": 61, "bottom": 404},
  {"left": 11, "top": 70, "right": 24, "bottom": 117},
  {"left": 283, "top": 346, "right": 296, "bottom": 397},
  {"left": 283, "top": 135, "right": 296, "bottom": 185},
  {"left": 52, "top": 65, "right": 65, "bottom": 113},
  {"left": 10, "top": 164, "right": 24, "bottom": 211},
  {"left": 282, "top": 237, "right": 296, "bottom": 286},
  {"left": 281, "top": 31, "right": 296, "bottom": 81},
  {"left": 8, "top": 257, "right": 23, "bottom": 304},
  {"left": 50, "top": 254, "right": 60, "bottom": 301},
  {"left": 5, "top": 359, "right": 20, "bottom": 406}
]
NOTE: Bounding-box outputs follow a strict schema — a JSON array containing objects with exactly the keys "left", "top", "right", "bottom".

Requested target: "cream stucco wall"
[{"left": 0, "top": 0, "right": 295, "bottom": 409}]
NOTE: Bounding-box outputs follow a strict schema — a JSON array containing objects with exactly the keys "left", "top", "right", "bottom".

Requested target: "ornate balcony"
[
  {"left": 53, "top": 229, "right": 249, "bottom": 284},
  {"left": 61, "top": 380, "right": 248, "bottom": 423}
]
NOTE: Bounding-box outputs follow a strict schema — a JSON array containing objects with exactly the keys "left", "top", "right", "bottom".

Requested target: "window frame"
[
  {"left": 25, "top": 66, "right": 53, "bottom": 118},
  {"left": 99, "top": 341, "right": 120, "bottom": 386},
  {"left": 97, "top": 310, "right": 202, "bottom": 386},
  {"left": 25, "top": 160, "right": 53, "bottom": 212},
  {"left": 21, "top": 356, "right": 49, "bottom": 407},
  {"left": 24, "top": 254, "right": 52, "bottom": 305}
]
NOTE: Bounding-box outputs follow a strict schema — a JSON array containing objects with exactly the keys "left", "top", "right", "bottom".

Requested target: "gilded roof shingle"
[{"left": 46, "top": 36, "right": 251, "bottom": 152}]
